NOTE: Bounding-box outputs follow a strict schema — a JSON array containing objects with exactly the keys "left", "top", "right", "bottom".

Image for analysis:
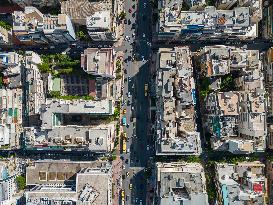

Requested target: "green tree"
[
  {"left": 113, "top": 107, "right": 120, "bottom": 119},
  {"left": 0, "top": 20, "right": 12, "bottom": 30},
  {"left": 220, "top": 74, "right": 235, "bottom": 92},
  {"left": 186, "top": 156, "right": 202, "bottom": 163},
  {"left": 16, "top": 176, "right": 26, "bottom": 190},
  {"left": 38, "top": 63, "right": 51, "bottom": 73},
  {"left": 76, "top": 31, "right": 87, "bottom": 40},
  {"left": 49, "top": 91, "right": 61, "bottom": 98},
  {"left": 58, "top": 67, "right": 73, "bottom": 74}
]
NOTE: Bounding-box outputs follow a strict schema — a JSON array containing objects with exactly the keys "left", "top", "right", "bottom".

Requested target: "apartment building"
[
  {"left": 8, "top": 0, "right": 60, "bottom": 8},
  {"left": 23, "top": 98, "right": 115, "bottom": 152},
  {"left": 0, "top": 88, "right": 22, "bottom": 149},
  {"left": 25, "top": 160, "right": 112, "bottom": 205},
  {"left": 0, "top": 158, "right": 25, "bottom": 205},
  {"left": 264, "top": 48, "right": 273, "bottom": 150},
  {"left": 61, "top": 0, "right": 117, "bottom": 41},
  {"left": 155, "top": 47, "right": 202, "bottom": 155},
  {"left": 0, "top": 52, "right": 23, "bottom": 149},
  {"left": 24, "top": 51, "right": 45, "bottom": 116},
  {"left": 61, "top": 0, "right": 112, "bottom": 25},
  {"left": 265, "top": 48, "right": 273, "bottom": 114},
  {"left": 215, "top": 162, "right": 267, "bottom": 205},
  {"left": 86, "top": 10, "right": 116, "bottom": 41},
  {"left": 81, "top": 48, "right": 115, "bottom": 78},
  {"left": 266, "top": 160, "right": 273, "bottom": 204},
  {"left": 216, "top": 0, "right": 262, "bottom": 22},
  {"left": 157, "top": 5, "right": 258, "bottom": 41},
  {"left": 201, "top": 46, "right": 266, "bottom": 153},
  {"left": 12, "top": 6, "right": 75, "bottom": 45},
  {"left": 0, "top": 52, "right": 21, "bottom": 77},
  {"left": 156, "top": 162, "right": 209, "bottom": 205}
]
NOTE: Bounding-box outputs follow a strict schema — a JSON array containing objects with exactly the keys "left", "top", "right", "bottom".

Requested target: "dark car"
[
  {"left": 128, "top": 19, "right": 131, "bottom": 25},
  {"left": 125, "top": 159, "right": 129, "bottom": 164},
  {"left": 124, "top": 19, "right": 127, "bottom": 24},
  {"left": 132, "top": 23, "right": 136, "bottom": 29}
]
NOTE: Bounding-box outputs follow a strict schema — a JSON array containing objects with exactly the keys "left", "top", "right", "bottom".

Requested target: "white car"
[
  {"left": 143, "top": 2, "right": 146, "bottom": 7},
  {"left": 142, "top": 33, "right": 146, "bottom": 38},
  {"left": 147, "top": 145, "right": 150, "bottom": 150}
]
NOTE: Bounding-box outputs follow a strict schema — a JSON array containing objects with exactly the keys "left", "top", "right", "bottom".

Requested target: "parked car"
[{"left": 122, "top": 116, "right": 127, "bottom": 126}]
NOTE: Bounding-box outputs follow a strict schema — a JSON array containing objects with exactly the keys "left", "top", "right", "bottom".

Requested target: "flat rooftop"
[
  {"left": 61, "top": 0, "right": 112, "bottom": 23},
  {"left": 159, "top": 5, "right": 255, "bottom": 38},
  {"left": 156, "top": 162, "right": 208, "bottom": 205},
  {"left": 26, "top": 160, "right": 112, "bottom": 205},
  {"left": 215, "top": 162, "right": 266, "bottom": 204},
  {"left": 217, "top": 92, "right": 240, "bottom": 115},
  {"left": 81, "top": 48, "right": 113, "bottom": 76},
  {"left": 24, "top": 123, "right": 114, "bottom": 152},
  {"left": 156, "top": 47, "right": 201, "bottom": 155},
  {"left": 86, "top": 11, "right": 111, "bottom": 30},
  {"left": 40, "top": 99, "right": 114, "bottom": 130}
]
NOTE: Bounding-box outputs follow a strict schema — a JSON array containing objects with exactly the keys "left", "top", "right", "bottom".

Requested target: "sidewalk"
[
  {"left": 114, "top": 0, "right": 125, "bottom": 48},
  {"left": 112, "top": 156, "right": 123, "bottom": 205}
]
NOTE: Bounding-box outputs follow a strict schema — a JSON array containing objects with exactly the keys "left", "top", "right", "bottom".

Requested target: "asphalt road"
[{"left": 119, "top": 0, "right": 154, "bottom": 204}]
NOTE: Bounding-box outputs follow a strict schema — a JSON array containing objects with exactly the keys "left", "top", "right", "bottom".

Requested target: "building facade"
[{"left": 13, "top": 6, "right": 76, "bottom": 45}]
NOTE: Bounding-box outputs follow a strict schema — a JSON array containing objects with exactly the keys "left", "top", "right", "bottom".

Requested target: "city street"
[{"left": 119, "top": 0, "right": 154, "bottom": 203}]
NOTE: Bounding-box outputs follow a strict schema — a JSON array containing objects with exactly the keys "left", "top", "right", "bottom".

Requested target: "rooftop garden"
[
  {"left": 38, "top": 54, "right": 82, "bottom": 77},
  {"left": 48, "top": 91, "right": 94, "bottom": 100},
  {"left": 76, "top": 25, "right": 91, "bottom": 41},
  {"left": 220, "top": 74, "right": 236, "bottom": 92}
]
